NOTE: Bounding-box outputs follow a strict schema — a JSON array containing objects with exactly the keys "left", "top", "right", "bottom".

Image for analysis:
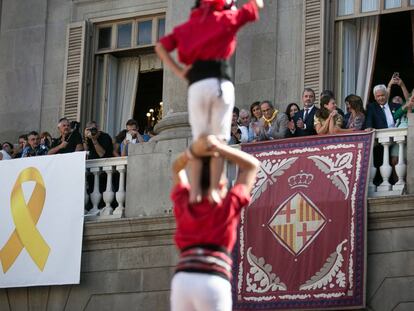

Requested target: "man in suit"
[
  {"left": 365, "top": 84, "right": 401, "bottom": 130},
  {"left": 288, "top": 88, "right": 319, "bottom": 137},
  {"left": 366, "top": 84, "right": 402, "bottom": 186}
]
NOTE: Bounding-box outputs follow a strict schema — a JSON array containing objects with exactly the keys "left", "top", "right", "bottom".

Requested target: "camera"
[
  {"left": 393, "top": 72, "right": 399, "bottom": 79},
  {"left": 126, "top": 132, "right": 133, "bottom": 142},
  {"left": 89, "top": 127, "right": 98, "bottom": 136},
  {"left": 40, "top": 139, "right": 49, "bottom": 150},
  {"left": 70, "top": 121, "right": 80, "bottom": 132}
]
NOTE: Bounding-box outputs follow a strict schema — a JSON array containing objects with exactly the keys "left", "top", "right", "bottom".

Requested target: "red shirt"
[
  {"left": 159, "top": 2, "right": 259, "bottom": 65},
  {"left": 171, "top": 183, "right": 251, "bottom": 252}
]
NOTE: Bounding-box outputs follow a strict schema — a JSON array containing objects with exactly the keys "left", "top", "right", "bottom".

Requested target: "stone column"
[
  {"left": 406, "top": 114, "right": 414, "bottom": 194},
  {"left": 125, "top": 0, "right": 193, "bottom": 217},
  {"left": 152, "top": 0, "right": 192, "bottom": 142}
]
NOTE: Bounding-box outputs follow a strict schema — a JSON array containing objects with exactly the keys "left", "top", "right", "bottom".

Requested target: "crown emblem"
[{"left": 288, "top": 171, "right": 314, "bottom": 188}]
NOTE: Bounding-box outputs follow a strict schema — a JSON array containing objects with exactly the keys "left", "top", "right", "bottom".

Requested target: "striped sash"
[{"left": 176, "top": 245, "right": 233, "bottom": 280}]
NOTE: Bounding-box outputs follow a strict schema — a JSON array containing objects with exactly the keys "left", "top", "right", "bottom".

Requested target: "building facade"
[{"left": 1, "top": 0, "right": 414, "bottom": 310}]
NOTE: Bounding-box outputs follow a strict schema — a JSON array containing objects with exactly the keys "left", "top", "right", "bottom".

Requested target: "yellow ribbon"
[{"left": 0, "top": 167, "right": 50, "bottom": 273}]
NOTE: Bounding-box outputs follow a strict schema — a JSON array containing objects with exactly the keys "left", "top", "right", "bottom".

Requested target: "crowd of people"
[
  {"left": 229, "top": 73, "right": 413, "bottom": 145},
  {"left": 0, "top": 118, "right": 155, "bottom": 161},
  {"left": 1, "top": 74, "right": 413, "bottom": 163}
]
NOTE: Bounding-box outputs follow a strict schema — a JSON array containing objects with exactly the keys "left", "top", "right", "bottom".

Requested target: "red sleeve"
[
  {"left": 227, "top": 183, "right": 251, "bottom": 212},
  {"left": 233, "top": 1, "right": 259, "bottom": 29},
  {"left": 171, "top": 183, "right": 190, "bottom": 217},
  {"left": 159, "top": 31, "right": 178, "bottom": 52}
]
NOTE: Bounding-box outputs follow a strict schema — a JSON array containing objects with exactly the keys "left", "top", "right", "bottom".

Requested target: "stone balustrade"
[
  {"left": 226, "top": 129, "right": 409, "bottom": 199},
  {"left": 368, "top": 128, "right": 408, "bottom": 197},
  {"left": 84, "top": 157, "right": 127, "bottom": 221},
  {"left": 82, "top": 129, "right": 409, "bottom": 221}
]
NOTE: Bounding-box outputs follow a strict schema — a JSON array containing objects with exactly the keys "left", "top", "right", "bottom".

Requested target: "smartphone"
[
  {"left": 393, "top": 72, "right": 399, "bottom": 78},
  {"left": 126, "top": 133, "right": 133, "bottom": 142}
]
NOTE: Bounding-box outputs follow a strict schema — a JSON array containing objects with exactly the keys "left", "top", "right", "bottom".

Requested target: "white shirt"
[
  {"left": 382, "top": 103, "right": 395, "bottom": 128},
  {"left": 239, "top": 125, "right": 249, "bottom": 143},
  {"left": 302, "top": 105, "right": 315, "bottom": 129},
  {"left": 0, "top": 150, "right": 12, "bottom": 160}
]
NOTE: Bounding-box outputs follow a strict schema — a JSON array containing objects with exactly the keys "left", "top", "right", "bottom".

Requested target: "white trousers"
[
  {"left": 188, "top": 78, "right": 235, "bottom": 141},
  {"left": 170, "top": 272, "right": 232, "bottom": 311}
]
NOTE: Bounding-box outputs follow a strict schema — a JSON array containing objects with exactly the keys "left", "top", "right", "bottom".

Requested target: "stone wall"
[
  {"left": 0, "top": 0, "right": 48, "bottom": 141},
  {"left": 234, "top": 0, "right": 303, "bottom": 111},
  {"left": 0, "top": 0, "right": 304, "bottom": 142},
  {"left": 367, "top": 195, "right": 414, "bottom": 311},
  {"left": 1, "top": 196, "right": 414, "bottom": 310}
]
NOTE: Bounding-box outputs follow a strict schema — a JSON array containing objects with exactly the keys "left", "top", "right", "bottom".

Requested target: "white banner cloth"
[{"left": 0, "top": 152, "right": 85, "bottom": 288}]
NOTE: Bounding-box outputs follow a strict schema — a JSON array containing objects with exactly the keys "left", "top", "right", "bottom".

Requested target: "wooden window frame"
[
  {"left": 335, "top": 0, "right": 413, "bottom": 20},
  {"left": 116, "top": 21, "right": 134, "bottom": 50},
  {"left": 333, "top": 2, "right": 414, "bottom": 106},
  {"left": 94, "top": 15, "right": 166, "bottom": 54}
]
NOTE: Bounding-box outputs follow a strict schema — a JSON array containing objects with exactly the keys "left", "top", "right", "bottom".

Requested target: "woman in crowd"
[
  {"left": 40, "top": 132, "right": 53, "bottom": 151},
  {"left": 314, "top": 95, "right": 343, "bottom": 135},
  {"left": 250, "top": 101, "right": 262, "bottom": 123},
  {"left": 285, "top": 103, "right": 300, "bottom": 134},
  {"left": 393, "top": 91, "right": 414, "bottom": 128},
  {"left": 344, "top": 94, "right": 365, "bottom": 131},
  {"left": 249, "top": 101, "right": 262, "bottom": 142},
  {"left": 285, "top": 103, "right": 300, "bottom": 121}
]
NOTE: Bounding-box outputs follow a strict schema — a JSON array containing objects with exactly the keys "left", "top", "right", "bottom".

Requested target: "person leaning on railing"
[
  {"left": 314, "top": 95, "right": 343, "bottom": 135},
  {"left": 48, "top": 118, "right": 83, "bottom": 155},
  {"left": 343, "top": 94, "right": 365, "bottom": 131},
  {"left": 83, "top": 121, "right": 113, "bottom": 160}
]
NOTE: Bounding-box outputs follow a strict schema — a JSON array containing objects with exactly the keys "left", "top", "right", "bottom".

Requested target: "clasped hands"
[{"left": 190, "top": 135, "right": 222, "bottom": 158}]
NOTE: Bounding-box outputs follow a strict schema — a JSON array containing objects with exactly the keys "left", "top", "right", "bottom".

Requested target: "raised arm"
[
  {"left": 251, "top": 0, "right": 264, "bottom": 9},
  {"left": 397, "top": 77, "right": 409, "bottom": 101},
  {"left": 388, "top": 74, "right": 410, "bottom": 101},
  {"left": 207, "top": 136, "right": 259, "bottom": 193},
  {"left": 171, "top": 149, "right": 192, "bottom": 186}
]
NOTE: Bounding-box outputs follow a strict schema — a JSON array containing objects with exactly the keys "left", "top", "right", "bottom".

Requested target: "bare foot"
[
  {"left": 208, "top": 188, "right": 222, "bottom": 205},
  {"left": 189, "top": 188, "right": 202, "bottom": 204}
]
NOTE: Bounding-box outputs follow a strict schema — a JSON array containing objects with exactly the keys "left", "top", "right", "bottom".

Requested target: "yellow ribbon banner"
[{"left": 0, "top": 167, "right": 50, "bottom": 273}]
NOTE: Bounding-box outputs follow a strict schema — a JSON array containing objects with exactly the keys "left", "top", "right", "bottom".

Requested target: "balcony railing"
[
  {"left": 84, "top": 157, "right": 127, "bottom": 221},
  {"left": 83, "top": 129, "right": 409, "bottom": 221},
  {"left": 368, "top": 128, "right": 407, "bottom": 197}
]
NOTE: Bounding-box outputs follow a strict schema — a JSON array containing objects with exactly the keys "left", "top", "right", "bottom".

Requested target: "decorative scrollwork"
[
  {"left": 308, "top": 153, "right": 353, "bottom": 199},
  {"left": 250, "top": 157, "right": 298, "bottom": 204},
  {"left": 299, "top": 240, "right": 347, "bottom": 291},
  {"left": 246, "top": 247, "right": 287, "bottom": 293}
]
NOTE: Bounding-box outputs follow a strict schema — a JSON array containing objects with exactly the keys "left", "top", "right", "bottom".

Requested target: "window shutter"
[
  {"left": 62, "top": 21, "right": 86, "bottom": 121},
  {"left": 303, "top": 0, "right": 325, "bottom": 98}
]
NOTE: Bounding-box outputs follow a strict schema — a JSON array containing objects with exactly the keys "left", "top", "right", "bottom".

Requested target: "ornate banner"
[
  {"left": 0, "top": 153, "right": 85, "bottom": 288},
  {"left": 233, "top": 132, "right": 373, "bottom": 310}
]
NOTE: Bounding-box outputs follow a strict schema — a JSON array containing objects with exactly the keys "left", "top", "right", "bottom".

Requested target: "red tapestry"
[{"left": 233, "top": 132, "right": 373, "bottom": 310}]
